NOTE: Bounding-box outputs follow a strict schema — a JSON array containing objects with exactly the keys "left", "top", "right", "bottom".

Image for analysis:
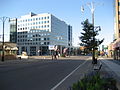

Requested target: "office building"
[
  {"left": 9, "top": 18, "right": 17, "bottom": 43},
  {"left": 17, "top": 12, "right": 72, "bottom": 55}
]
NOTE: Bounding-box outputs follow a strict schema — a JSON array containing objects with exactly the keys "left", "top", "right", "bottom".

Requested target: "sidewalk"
[
  {"left": 54, "top": 58, "right": 120, "bottom": 90},
  {"left": 100, "top": 57, "right": 120, "bottom": 89}
]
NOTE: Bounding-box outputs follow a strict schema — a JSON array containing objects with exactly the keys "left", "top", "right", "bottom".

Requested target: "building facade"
[
  {"left": 111, "top": 0, "right": 120, "bottom": 59},
  {"left": 9, "top": 18, "right": 17, "bottom": 43},
  {"left": 17, "top": 12, "right": 72, "bottom": 56}
]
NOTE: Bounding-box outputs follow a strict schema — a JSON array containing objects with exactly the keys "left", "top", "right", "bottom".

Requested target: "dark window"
[
  {"left": 44, "top": 38, "right": 46, "bottom": 40},
  {"left": 118, "top": 11, "right": 120, "bottom": 15},
  {"left": 118, "top": 2, "right": 120, "bottom": 6},
  {"left": 47, "top": 42, "right": 49, "bottom": 45}
]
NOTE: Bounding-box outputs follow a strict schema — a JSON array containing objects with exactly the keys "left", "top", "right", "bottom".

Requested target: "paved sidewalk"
[
  {"left": 100, "top": 58, "right": 120, "bottom": 89},
  {"left": 100, "top": 58, "right": 120, "bottom": 81}
]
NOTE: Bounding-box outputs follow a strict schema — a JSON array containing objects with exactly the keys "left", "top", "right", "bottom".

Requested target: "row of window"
[
  {"left": 17, "top": 30, "right": 48, "bottom": 34},
  {"left": 18, "top": 25, "right": 50, "bottom": 30},
  {"left": 18, "top": 21, "right": 50, "bottom": 27},
  {"left": 18, "top": 16, "right": 50, "bottom": 23},
  {"left": 17, "top": 42, "right": 50, "bottom": 45},
  {"left": 18, "top": 33, "right": 50, "bottom": 38},
  {"left": 17, "top": 38, "right": 49, "bottom": 42}
]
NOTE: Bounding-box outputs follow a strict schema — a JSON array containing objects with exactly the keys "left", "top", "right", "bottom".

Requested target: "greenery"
[
  {"left": 72, "top": 73, "right": 118, "bottom": 90},
  {"left": 61, "top": 54, "right": 66, "bottom": 57},
  {"left": 79, "top": 19, "right": 104, "bottom": 53}
]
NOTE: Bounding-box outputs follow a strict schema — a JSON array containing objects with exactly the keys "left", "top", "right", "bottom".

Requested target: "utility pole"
[
  {"left": 0, "top": 17, "right": 9, "bottom": 62},
  {"left": 87, "top": 2, "right": 96, "bottom": 62}
]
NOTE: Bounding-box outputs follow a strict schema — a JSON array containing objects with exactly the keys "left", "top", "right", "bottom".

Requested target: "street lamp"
[
  {"left": 81, "top": 1, "right": 102, "bottom": 63},
  {"left": 0, "top": 17, "right": 10, "bottom": 62}
]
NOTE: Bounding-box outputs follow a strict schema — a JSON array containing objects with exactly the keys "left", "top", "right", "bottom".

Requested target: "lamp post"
[
  {"left": 81, "top": 1, "right": 102, "bottom": 63},
  {"left": 0, "top": 17, "right": 9, "bottom": 62}
]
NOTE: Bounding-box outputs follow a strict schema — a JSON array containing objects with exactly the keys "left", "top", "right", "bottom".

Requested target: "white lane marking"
[{"left": 51, "top": 59, "right": 88, "bottom": 90}]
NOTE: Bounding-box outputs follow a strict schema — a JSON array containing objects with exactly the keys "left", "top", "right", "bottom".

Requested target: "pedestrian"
[{"left": 54, "top": 50, "right": 57, "bottom": 60}]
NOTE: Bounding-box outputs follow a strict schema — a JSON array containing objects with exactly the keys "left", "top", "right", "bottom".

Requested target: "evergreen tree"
[{"left": 79, "top": 19, "right": 104, "bottom": 61}]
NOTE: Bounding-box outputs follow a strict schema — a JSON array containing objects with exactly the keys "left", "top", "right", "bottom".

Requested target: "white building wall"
[{"left": 17, "top": 12, "right": 70, "bottom": 55}]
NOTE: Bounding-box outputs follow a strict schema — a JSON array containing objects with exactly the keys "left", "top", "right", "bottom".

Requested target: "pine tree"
[{"left": 79, "top": 19, "right": 104, "bottom": 62}]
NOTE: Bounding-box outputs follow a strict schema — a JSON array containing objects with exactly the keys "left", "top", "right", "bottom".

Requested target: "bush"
[
  {"left": 72, "top": 73, "right": 118, "bottom": 90},
  {"left": 61, "top": 54, "right": 66, "bottom": 57}
]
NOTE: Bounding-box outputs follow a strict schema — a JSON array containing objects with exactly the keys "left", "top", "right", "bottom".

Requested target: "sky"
[{"left": 0, "top": 0, "right": 114, "bottom": 47}]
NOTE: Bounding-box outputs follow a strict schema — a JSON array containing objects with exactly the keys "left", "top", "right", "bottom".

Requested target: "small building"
[
  {"left": 0, "top": 42, "right": 18, "bottom": 60},
  {"left": 112, "top": 38, "right": 120, "bottom": 60}
]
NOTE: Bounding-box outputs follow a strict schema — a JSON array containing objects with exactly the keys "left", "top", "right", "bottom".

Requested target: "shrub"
[{"left": 72, "top": 73, "right": 118, "bottom": 90}]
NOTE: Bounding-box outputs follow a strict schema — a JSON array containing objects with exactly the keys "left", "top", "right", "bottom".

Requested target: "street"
[{"left": 0, "top": 56, "right": 90, "bottom": 90}]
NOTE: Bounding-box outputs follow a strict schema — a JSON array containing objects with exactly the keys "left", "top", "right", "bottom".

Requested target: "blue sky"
[{"left": 0, "top": 0, "right": 114, "bottom": 46}]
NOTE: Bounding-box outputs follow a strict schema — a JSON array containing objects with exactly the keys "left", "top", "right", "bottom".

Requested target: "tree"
[{"left": 79, "top": 19, "right": 104, "bottom": 63}]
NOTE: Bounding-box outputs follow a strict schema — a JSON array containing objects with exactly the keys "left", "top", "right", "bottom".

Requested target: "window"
[
  {"left": 44, "top": 42, "right": 46, "bottom": 45},
  {"left": 44, "top": 38, "right": 46, "bottom": 40},
  {"left": 33, "top": 18, "right": 35, "bottom": 21},
  {"left": 41, "top": 38, "right": 44, "bottom": 40},
  {"left": 47, "top": 16, "right": 49, "bottom": 19},
  {"left": 47, "top": 38, "right": 49, "bottom": 40},
  {"left": 119, "top": 20, "right": 120, "bottom": 24},
  {"left": 47, "top": 42, "right": 49, "bottom": 45},
  {"left": 41, "top": 42, "right": 44, "bottom": 45},
  {"left": 118, "top": 2, "right": 120, "bottom": 6},
  {"left": 28, "top": 19, "right": 30, "bottom": 21},
  {"left": 119, "top": 11, "right": 120, "bottom": 15}
]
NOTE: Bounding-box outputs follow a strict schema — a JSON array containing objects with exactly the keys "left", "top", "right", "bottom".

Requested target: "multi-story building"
[
  {"left": 111, "top": 0, "right": 120, "bottom": 59},
  {"left": 17, "top": 12, "right": 72, "bottom": 55},
  {"left": 9, "top": 18, "right": 17, "bottom": 43}
]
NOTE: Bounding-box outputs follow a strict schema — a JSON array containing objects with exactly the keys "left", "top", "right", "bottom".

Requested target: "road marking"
[{"left": 51, "top": 59, "right": 89, "bottom": 90}]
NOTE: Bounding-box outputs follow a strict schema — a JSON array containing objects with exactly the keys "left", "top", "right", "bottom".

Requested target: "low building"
[{"left": 0, "top": 42, "right": 18, "bottom": 60}]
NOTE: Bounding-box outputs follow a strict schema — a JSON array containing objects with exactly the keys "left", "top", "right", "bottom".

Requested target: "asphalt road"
[{"left": 0, "top": 56, "right": 89, "bottom": 90}]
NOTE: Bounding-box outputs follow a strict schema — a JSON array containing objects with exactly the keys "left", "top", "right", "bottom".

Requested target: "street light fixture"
[
  {"left": 0, "top": 17, "right": 10, "bottom": 62},
  {"left": 81, "top": 1, "right": 102, "bottom": 63}
]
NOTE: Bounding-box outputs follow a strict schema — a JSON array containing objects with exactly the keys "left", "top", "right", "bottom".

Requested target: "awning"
[{"left": 112, "top": 38, "right": 120, "bottom": 50}]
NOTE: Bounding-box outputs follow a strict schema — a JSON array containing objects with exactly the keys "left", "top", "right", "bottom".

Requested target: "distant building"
[
  {"left": 16, "top": 12, "right": 72, "bottom": 55},
  {"left": 112, "top": 0, "right": 120, "bottom": 59},
  {"left": 114, "top": 0, "right": 120, "bottom": 39},
  {"left": 0, "top": 42, "right": 18, "bottom": 60},
  {"left": 9, "top": 18, "right": 17, "bottom": 43}
]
